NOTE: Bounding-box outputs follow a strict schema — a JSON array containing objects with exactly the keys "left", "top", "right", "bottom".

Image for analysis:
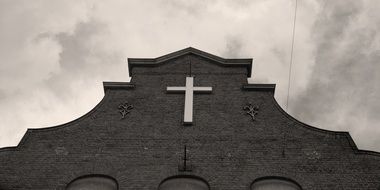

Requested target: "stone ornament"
[
  {"left": 243, "top": 103, "right": 259, "bottom": 121},
  {"left": 118, "top": 102, "right": 133, "bottom": 119}
]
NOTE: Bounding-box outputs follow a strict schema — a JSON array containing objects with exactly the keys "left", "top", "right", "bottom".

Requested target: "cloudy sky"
[{"left": 0, "top": 0, "right": 379, "bottom": 152}]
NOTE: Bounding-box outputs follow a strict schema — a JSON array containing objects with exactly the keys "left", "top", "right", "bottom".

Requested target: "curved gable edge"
[
  {"left": 128, "top": 47, "right": 253, "bottom": 77},
  {"left": 0, "top": 82, "right": 135, "bottom": 153},
  {"left": 271, "top": 94, "right": 380, "bottom": 157},
  {"left": 244, "top": 84, "right": 380, "bottom": 157}
]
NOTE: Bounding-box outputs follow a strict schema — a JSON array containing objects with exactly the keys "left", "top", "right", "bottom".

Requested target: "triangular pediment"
[{"left": 128, "top": 47, "right": 253, "bottom": 77}]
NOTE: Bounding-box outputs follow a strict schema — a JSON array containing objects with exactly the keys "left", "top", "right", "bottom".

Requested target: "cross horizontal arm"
[
  {"left": 167, "top": 87, "right": 187, "bottom": 92},
  {"left": 193, "top": 87, "right": 212, "bottom": 93}
]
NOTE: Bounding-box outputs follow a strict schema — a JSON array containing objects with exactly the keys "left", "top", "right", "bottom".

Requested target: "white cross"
[{"left": 167, "top": 77, "right": 212, "bottom": 125}]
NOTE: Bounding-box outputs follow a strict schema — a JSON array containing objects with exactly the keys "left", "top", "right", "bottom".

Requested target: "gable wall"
[{"left": 0, "top": 54, "right": 379, "bottom": 190}]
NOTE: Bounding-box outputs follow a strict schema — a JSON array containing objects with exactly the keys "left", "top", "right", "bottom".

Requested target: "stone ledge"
[
  {"left": 242, "top": 84, "right": 276, "bottom": 93},
  {"left": 103, "top": 82, "right": 135, "bottom": 93}
]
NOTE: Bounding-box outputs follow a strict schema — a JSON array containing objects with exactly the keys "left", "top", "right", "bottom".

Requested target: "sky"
[{"left": 0, "top": 0, "right": 379, "bottom": 152}]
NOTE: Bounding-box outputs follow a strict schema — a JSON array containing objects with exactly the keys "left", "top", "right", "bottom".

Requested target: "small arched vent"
[
  {"left": 66, "top": 175, "right": 118, "bottom": 190},
  {"left": 251, "top": 177, "right": 302, "bottom": 190},
  {"left": 158, "top": 175, "right": 209, "bottom": 190}
]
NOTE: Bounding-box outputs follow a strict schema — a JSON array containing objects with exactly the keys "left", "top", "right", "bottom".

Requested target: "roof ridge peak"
[{"left": 127, "top": 47, "right": 253, "bottom": 77}]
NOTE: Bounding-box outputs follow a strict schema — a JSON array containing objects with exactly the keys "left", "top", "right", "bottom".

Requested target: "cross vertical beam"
[
  {"left": 184, "top": 77, "right": 193, "bottom": 124},
  {"left": 167, "top": 77, "right": 212, "bottom": 125}
]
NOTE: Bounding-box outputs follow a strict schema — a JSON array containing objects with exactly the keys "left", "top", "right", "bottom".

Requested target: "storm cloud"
[{"left": 292, "top": 0, "right": 380, "bottom": 151}]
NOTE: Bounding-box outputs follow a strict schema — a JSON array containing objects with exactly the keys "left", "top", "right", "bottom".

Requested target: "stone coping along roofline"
[
  {"left": 128, "top": 47, "right": 253, "bottom": 77},
  {"left": 0, "top": 82, "right": 135, "bottom": 152},
  {"left": 243, "top": 83, "right": 380, "bottom": 157},
  {"left": 270, "top": 92, "right": 380, "bottom": 156}
]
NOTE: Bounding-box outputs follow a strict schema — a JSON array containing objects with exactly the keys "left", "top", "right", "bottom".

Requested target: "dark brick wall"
[{"left": 0, "top": 53, "right": 379, "bottom": 190}]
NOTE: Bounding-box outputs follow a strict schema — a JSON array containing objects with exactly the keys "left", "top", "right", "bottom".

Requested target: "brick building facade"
[{"left": 0, "top": 47, "right": 379, "bottom": 189}]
